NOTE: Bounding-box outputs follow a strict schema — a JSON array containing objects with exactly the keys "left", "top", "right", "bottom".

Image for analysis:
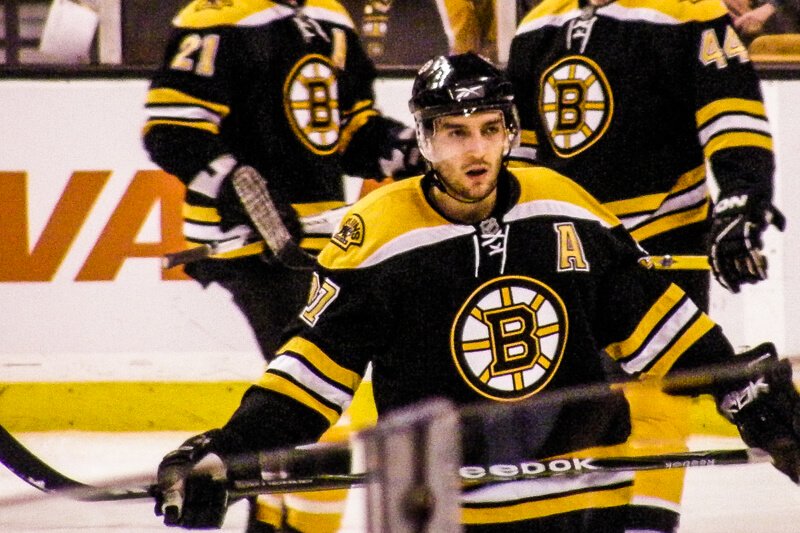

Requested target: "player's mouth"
[{"left": 465, "top": 166, "right": 489, "bottom": 179}]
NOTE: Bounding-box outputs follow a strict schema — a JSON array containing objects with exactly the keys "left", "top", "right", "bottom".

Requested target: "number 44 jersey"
[{"left": 507, "top": 0, "right": 774, "bottom": 249}]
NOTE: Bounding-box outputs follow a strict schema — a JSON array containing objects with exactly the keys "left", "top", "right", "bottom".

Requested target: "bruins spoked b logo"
[
  {"left": 539, "top": 55, "right": 612, "bottom": 157},
  {"left": 451, "top": 276, "right": 567, "bottom": 402},
  {"left": 284, "top": 54, "right": 340, "bottom": 155}
]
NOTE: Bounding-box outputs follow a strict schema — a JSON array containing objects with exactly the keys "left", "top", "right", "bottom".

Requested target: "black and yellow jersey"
[
  {"left": 215, "top": 167, "right": 736, "bottom": 527},
  {"left": 143, "top": 0, "right": 397, "bottom": 257},
  {"left": 507, "top": 0, "right": 774, "bottom": 248}
]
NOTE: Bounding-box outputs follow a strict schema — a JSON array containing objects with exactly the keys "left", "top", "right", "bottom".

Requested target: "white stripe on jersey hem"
[
  {"left": 145, "top": 105, "right": 223, "bottom": 125},
  {"left": 359, "top": 225, "right": 475, "bottom": 268},
  {"left": 631, "top": 495, "right": 682, "bottom": 514},
  {"left": 268, "top": 355, "right": 354, "bottom": 412},
  {"left": 621, "top": 297, "right": 699, "bottom": 374},
  {"left": 461, "top": 471, "right": 635, "bottom": 503},
  {"left": 698, "top": 114, "right": 772, "bottom": 146},
  {"left": 504, "top": 199, "right": 616, "bottom": 228}
]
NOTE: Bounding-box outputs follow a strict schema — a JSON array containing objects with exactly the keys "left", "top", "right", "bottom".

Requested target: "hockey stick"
[
  {"left": 0, "top": 424, "right": 150, "bottom": 501},
  {"left": 162, "top": 205, "right": 350, "bottom": 269},
  {"left": 0, "top": 426, "right": 357, "bottom": 502},
  {"left": 163, "top": 244, "right": 214, "bottom": 269},
  {"left": 0, "top": 421, "right": 773, "bottom": 503},
  {"left": 3, "top": 355, "right": 796, "bottom": 503},
  {"left": 231, "top": 165, "right": 316, "bottom": 270},
  {"left": 649, "top": 254, "right": 710, "bottom": 271}
]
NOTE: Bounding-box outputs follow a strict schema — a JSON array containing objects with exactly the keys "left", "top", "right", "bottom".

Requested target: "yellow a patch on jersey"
[{"left": 554, "top": 222, "right": 590, "bottom": 272}]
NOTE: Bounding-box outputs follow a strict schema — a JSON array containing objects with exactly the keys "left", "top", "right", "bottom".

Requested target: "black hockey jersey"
[
  {"left": 507, "top": 0, "right": 774, "bottom": 247},
  {"left": 216, "top": 167, "right": 737, "bottom": 527},
  {"left": 143, "top": 0, "right": 396, "bottom": 257}
]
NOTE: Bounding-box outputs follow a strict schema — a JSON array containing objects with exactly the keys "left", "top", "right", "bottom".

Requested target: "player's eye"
[{"left": 483, "top": 124, "right": 502, "bottom": 136}]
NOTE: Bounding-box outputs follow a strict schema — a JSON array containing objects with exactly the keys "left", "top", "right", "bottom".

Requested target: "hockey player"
[
  {"left": 143, "top": 1, "right": 420, "bottom": 531},
  {"left": 151, "top": 53, "right": 800, "bottom": 532},
  {"left": 506, "top": 0, "right": 785, "bottom": 312}
]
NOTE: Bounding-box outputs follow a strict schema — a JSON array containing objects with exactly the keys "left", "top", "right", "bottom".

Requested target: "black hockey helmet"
[{"left": 409, "top": 52, "right": 519, "bottom": 158}]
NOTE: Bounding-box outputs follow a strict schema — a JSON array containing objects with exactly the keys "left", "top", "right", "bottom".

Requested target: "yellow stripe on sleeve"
[
  {"left": 146, "top": 88, "right": 231, "bottom": 116},
  {"left": 605, "top": 284, "right": 686, "bottom": 361},
  {"left": 704, "top": 132, "right": 773, "bottom": 158},
  {"left": 630, "top": 201, "right": 709, "bottom": 243},
  {"left": 256, "top": 374, "right": 341, "bottom": 425},
  {"left": 142, "top": 120, "right": 220, "bottom": 136},
  {"left": 645, "top": 313, "right": 716, "bottom": 378},
  {"left": 278, "top": 337, "right": 362, "bottom": 392},
  {"left": 339, "top": 109, "right": 378, "bottom": 154},
  {"left": 183, "top": 204, "right": 221, "bottom": 223},
  {"left": 696, "top": 98, "right": 767, "bottom": 126}
]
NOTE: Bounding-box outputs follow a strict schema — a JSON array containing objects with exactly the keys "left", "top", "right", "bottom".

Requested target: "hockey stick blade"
[
  {"left": 0, "top": 424, "right": 150, "bottom": 501},
  {"left": 231, "top": 166, "right": 316, "bottom": 271}
]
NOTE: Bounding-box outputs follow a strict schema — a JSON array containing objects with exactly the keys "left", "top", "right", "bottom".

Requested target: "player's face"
[{"left": 428, "top": 110, "right": 508, "bottom": 204}]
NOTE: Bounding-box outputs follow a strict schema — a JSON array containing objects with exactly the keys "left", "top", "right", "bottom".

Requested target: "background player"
[
  {"left": 506, "top": 1, "right": 787, "bottom": 526},
  {"left": 506, "top": 0, "right": 784, "bottom": 311},
  {"left": 143, "top": 1, "right": 420, "bottom": 531}
]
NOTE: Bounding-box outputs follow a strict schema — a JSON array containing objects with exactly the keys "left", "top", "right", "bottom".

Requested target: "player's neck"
[{"left": 430, "top": 186, "right": 497, "bottom": 224}]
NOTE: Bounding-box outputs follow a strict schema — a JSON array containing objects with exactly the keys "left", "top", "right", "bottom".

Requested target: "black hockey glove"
[
  {"left": 379, "top": 124, "right": 424, "bottom": 179},
  {"left": 153, "top": 430, "right": 230, "bottom": 529},
  {"left": 715, "top": 343, "right": 800, "bottom": 483},
  {"left": 186, "top": 154, "right": 250, "bottom": 231},
  {"left": 709, "top": 193, "right": 785, "bottom": 293}
]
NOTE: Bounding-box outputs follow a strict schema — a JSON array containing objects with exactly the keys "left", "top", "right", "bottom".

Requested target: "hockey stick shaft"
[
  {"left": 162, "top": 244, "right": 212, "bottom": 269},
  {"left": 232, "top": 166, "right": 316, "bottom": 270},
  {"left": 230, "top": 448, "right": 770, "bottom": 496},
  {"left": 2, "top": 356, "right": 794, "bottom": 503},
  {"left": 649, "top": 255, "right": 710, "bottom": 271},
  {"left": 162, "top": 236, "right": 258, "bottom": 269},
  {"left": 0, "top": 421, "right": 770, "bottom": 503}
]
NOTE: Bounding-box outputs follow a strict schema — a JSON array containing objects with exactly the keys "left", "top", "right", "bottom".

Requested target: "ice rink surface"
[{"left": 1, "top": 432, "right": 800, "bottom": 532}]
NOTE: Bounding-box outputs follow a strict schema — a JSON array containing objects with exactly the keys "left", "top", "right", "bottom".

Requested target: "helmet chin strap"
[{"left": 429, "top": 170, "right": 488, "bottom": 205}]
